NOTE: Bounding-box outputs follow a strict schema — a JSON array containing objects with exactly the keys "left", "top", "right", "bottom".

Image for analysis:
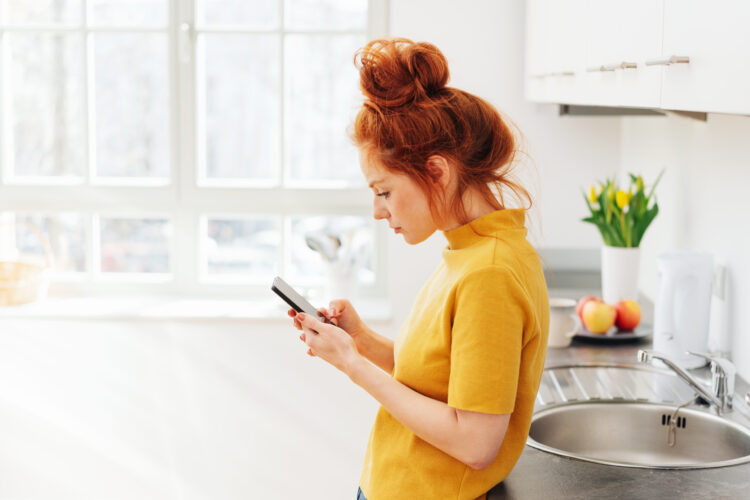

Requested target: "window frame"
[{"left": 0, "top": 0, "right": 390, "bottom": 300}]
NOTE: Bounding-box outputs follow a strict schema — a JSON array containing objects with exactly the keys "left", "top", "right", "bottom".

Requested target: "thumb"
[
  {"left": 328, "top": 299, "right": 348, "bottom": 316},
  {"left": 296, "top": 313, "right": 321, "bottom": 332}
]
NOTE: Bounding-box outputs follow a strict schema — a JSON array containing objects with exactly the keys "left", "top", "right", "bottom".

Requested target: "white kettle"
[{"left": 653, "top": 251, "right": 714, "bottom": 369}]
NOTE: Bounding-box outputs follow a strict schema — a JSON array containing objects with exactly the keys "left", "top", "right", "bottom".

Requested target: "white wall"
[
  {"left": 620, "top": 113, "right": 750, "bottom": 381},
  {"left": 389, "top": 0, "right": 622, "bottom": 254}
]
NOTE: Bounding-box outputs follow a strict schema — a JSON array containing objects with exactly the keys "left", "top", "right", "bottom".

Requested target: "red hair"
[{"left": 350, "top": 38, "right": 532, "bottom": 225}]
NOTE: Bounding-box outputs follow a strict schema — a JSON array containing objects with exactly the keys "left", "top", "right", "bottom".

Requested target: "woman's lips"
[{"left": 392, "top": 227, "right": 401, "bottom": 233}]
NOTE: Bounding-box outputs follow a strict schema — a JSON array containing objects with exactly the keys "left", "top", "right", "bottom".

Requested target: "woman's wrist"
[
  {"left": 345, "top": 351, "right": 367, "bottom": 383},
  {"left": 349, "top": 322, "right": 370, "bottom": 351}
]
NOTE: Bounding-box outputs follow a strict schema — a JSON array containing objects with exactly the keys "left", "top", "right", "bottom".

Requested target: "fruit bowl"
[
  {"left": 576, "top": 296, "right": 642, "bottom": 334},
  {"left": 575, "top": 323, "right": 652, "bottom": 343}
]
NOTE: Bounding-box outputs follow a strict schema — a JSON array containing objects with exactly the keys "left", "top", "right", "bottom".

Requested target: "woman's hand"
[
  {"left": 295, "top": 312, "right": 362, "bottom": 376},
  {"left": 325, "top": 299, "right": 366, "bottom": 343},
  {"left": 287, "top": 299, "right": 367, "bottom": 353}
]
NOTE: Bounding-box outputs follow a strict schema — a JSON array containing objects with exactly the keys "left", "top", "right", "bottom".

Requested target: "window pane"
[
  {"left": 285, "top": 34, "right": 363, "bottom": 185},
  {"left": 197, "top": 0, "right": 278, "bottom": 29},
  {"left": 13, "top": 213, "right": 86, "bottom": 273},
  {"left": 200, "top": 34, "right": 280, "bottom": 183},
  {"left": 6, "top": 34, "right": 85, "bottom": 178},
  {"left": 99, "top": 217, "right": 170, "bottom": 273},
  {"left": 94, "top": 33, "right": 169, "bottom": 179},
  {"left": 89, "top": 0, "right": 167, "bottom": 27},
  {"left": 5, "top": 0, "right": 82, "bottom": 24},
  {"left": 284, "top": 0, "right": 367, "bottom": 30},
  {"left": 203, "top": 217, "right": 279, "bottom": 279},
  {"left": 289, "top": 215, "right": 374, "bottom": 285}
]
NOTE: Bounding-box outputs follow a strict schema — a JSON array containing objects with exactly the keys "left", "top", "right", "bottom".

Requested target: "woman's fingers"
[
  {"left": 316, "top": 307, "right": 329, "bottom": 319},
  {"left": 328, "top": 299, "right": 348, "bottom": 317},
  {"left": 299, "top": 329, "right": 315, "bottom": 357},
  {"left": 296, "top": 313, "right": 322, "bottom": 334},
  {"left": 288, "top": 308, "right": 304, "bottom": 330}
]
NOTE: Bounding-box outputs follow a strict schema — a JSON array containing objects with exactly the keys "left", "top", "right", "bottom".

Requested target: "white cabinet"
[
  {"left": 578, "top": 0, "right": 664, "bottom": 108},
  {"left": 659, "top": 0, "right": 750, "bottom": 114},
  {"left": 580, "top": 0, "right": 619, "bottom": 106},
  {"left": 525, "top": 0, "right": 587, "bottom": 104},
  {"left": 612, "top": 0, "right": 664, "bottom": 109},
  {"left": 524, "top": 0, "right": 750, "bottom": 115}
]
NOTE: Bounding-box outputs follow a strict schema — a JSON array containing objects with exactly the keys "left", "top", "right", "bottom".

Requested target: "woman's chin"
[{"left": 402, "top": 230, "right": 434, "bottom": 246}]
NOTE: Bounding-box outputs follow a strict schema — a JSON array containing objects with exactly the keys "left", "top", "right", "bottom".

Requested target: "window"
[{"left": 0, "top": 0, "right": 389, "bottom": 299}]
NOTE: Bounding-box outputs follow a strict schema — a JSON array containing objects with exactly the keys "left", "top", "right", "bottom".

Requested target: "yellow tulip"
[
  {"left": 588, "top": 185, "right": 598, "bottom": 203},
  {"left": 616, "top": 190, "right": 631, "bottom": 209},
  {"left": 636, "top": 176, "right": 644, "bottom": 192},
  {"left": 606, "top": 184, "right": 615, "bottom": 201}
]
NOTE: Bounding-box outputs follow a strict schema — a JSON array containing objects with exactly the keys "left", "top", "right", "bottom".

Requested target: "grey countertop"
[{"left": 487, "top": 335, "right": 750, "bottom": 500}]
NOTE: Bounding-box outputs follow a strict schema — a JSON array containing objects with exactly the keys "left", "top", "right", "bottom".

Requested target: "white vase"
[{"left": 601, "top": 245, "right": 641, "bottom": 304}]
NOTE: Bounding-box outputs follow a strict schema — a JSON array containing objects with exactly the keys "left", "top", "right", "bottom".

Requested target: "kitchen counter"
[{"left": 487, "top": 336, "right": 750, "bottom": 500}]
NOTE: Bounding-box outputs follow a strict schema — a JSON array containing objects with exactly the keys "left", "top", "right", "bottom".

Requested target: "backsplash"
[{"left": 619, "top": 113, "right": 750, "bottom": 381}]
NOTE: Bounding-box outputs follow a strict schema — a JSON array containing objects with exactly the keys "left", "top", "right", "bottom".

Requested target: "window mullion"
[
  {"left": 0, "top": 27, "right": 5, "bottom": 185},
  {"left": 278, "top": 0, "right": 285, "bottom": 189},
  {"left": 174, "top": 0, "right": 198, "bottom": 292}
]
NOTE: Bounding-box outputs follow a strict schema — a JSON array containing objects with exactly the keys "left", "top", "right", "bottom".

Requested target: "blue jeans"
[{"left": 356, "top": 487, "right": 367, "bottom": 500}]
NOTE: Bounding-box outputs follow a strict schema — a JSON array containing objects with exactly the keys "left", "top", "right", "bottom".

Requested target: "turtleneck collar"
[{"left": 442, "top": 208, "right": 526, "bottom": 250}]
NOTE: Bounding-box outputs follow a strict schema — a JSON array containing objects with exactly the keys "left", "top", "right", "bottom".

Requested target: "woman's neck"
[{"left": 440, "top": 189, "right": 501, "bottom": 231}]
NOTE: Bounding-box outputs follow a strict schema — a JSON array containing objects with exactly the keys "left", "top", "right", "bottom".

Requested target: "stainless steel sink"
[{"left": 527, "top": 401, "right": 750, "bottom": 469}]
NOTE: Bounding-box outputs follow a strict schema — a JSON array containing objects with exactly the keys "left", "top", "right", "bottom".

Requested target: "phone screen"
[{"left": 271, "top": 276, "right": 326, "bottom": 321}]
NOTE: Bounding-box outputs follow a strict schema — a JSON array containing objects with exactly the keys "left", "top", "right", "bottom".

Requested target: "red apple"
[
  {"left": 614, "top": 299, "right": 641, "bottom": 331},
  {"left": 582, "top": 301, "right": 617, "bottom": 334},
  {"left": 576, "top": 296, "right": 602, "bottom": 320}
]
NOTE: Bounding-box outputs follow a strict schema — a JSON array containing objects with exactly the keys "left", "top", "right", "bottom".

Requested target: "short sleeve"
[{"left": 447, "top": 266, "right": 528, "bottom": 414}]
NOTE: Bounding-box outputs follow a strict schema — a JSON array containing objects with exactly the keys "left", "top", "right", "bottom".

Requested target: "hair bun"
[{"left": 355, "top": 38, "right": 450, "bottom": 109}]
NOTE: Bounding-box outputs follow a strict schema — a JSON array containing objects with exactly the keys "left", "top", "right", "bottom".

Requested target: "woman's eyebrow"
[{"left": 368, "top": 178, "right": 385, "bottom": 188}]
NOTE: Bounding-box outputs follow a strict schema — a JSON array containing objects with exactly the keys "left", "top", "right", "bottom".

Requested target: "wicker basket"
[{"left": 0, "top": 222, "right": 54, "bottom": 306}]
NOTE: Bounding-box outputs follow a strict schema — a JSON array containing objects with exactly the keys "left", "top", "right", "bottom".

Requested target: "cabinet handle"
[
  {"left": 530, "top": 71, "right": 575, "bottom": 78},
  {"left": 619, "top": 61, "right": 638, "bottom": 69},
  {"left": 645, "top": 55, "right": 690, "bottom": 66},
  {"left": 586, "top": 65, "right": 616, "bottom": 72}
]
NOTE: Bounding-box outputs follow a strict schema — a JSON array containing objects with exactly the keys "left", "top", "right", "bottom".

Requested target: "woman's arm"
[
  {"left": 352, "top": 324, "right": 395, "bottom": 374},
  {"left": 289, "top": 303, "right": 394, "bottom": 374},
  {"left": 348, "top": 355, "right": 510, "bottom": 470},
  {"left": 297, "top": 313, "right": 510, "bottom": 470}
]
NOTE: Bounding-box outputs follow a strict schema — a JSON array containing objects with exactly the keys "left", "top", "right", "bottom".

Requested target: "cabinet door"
[
  {"left": 545, "top": 0, "right": 588, "bottom": 105},
  {"left": 613, "top": 0, "right": 664, "bottom": 108},
  {"left": 524, "top": 0, "right": 552, "bottom": 102},
  {"left": 524, "top": 0, "right": 587, "bottom": 104},
  {"left": 659, "top": 0, "right": 750, "bottom": 114},
  {"left": 580, "top": 0, "right": 619, "bottom": 106}
]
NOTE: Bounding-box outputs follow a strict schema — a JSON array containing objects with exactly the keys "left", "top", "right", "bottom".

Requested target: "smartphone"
[{"left": 271, "top": 276, "right": 328, "bottom": 322}]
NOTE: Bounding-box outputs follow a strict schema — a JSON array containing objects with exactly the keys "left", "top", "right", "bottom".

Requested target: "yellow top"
[{"left": 359, "top": 208, "right": 549, "bottom": 500}]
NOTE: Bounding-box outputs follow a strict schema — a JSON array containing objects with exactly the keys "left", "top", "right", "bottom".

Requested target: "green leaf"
[
  {"left": 632, "top": 202, "right": 659, "bottom": 246},
  {"left": 646, "top": 168, "right": 666, "bottom": 203}
]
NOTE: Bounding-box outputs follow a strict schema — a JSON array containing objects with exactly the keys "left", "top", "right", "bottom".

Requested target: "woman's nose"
[{"left": 372, "top": 199, "right": 389, "bottom": 220}]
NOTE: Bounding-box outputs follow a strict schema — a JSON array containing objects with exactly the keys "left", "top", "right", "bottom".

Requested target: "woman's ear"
[{"left": 425, "top": 155, "right": 452, "bottom": 190}]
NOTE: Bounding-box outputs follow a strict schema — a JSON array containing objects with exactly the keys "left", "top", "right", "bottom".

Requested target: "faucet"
[{"left": 637, "top": 349, "right": 736, "bottom": 414}]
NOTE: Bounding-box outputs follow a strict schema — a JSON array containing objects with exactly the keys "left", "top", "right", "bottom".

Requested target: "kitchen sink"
[{"left": 527, "top": 400, "right": 750, "bottom": 469}]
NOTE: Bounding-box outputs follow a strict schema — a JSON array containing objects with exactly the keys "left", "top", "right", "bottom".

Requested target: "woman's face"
[{"left": 359, "top": 153, "right": 439, "bottom": 245}]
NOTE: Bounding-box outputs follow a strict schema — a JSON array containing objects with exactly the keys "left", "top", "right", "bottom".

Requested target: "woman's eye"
[{"left": 376, "top": 191, "right": 390, "bottom": 199}]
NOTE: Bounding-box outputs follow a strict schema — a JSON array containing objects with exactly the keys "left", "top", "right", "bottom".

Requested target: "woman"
[{"left": 288, "top": 38, "right": 549, "bottom": 500}]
